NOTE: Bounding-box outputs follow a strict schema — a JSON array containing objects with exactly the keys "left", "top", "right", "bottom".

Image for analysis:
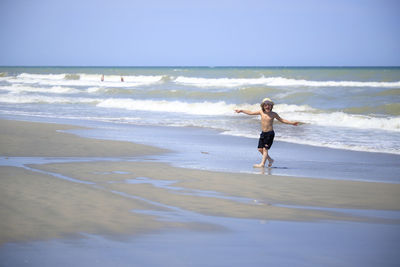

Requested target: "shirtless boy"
[{"left": 235, "top": 98, "right": 299, "bottom": 168}]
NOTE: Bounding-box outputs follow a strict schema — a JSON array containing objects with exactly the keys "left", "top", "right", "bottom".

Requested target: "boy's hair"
[{"left": 261, "top": 98, "right": 274, "bottom": 112}]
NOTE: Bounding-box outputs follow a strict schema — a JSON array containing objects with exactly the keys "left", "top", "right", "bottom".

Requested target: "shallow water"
[
  {"left": 62, "top": 119, "right": 400, "bottom": 183},
  {"left": 2, "top": 115, "right": 399, "bottom": 183}
]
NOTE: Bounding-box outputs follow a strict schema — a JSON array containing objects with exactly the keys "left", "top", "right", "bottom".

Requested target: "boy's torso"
[{"left": 260, "top": 111, "right": 275, "bottom": 132}]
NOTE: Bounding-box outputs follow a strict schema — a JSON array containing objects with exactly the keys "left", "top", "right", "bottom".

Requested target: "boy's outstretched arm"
[
  {"left": 275, "top": 113, "right": 300, "bottom": 126},
  {"left": 235, "top": 109, "right": 261, "bottom": 115}
]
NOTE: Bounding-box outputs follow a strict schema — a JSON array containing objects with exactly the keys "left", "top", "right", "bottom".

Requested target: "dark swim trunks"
[{"left": 257, "top": 131, "right": 275, "bottom": 150}]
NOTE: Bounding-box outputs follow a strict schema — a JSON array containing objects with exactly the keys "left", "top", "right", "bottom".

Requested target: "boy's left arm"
[{"left": 274, "top": 112, "right": 299, "bottom": 126}]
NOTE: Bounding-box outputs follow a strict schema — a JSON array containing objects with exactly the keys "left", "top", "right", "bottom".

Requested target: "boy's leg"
[
  {"left": 267, "top": 150, "right": 274, "bottom": 167},
  {"left": 254, "top": 148, "right": 268, "bottom": 168},
  {"left": 254, "top": 148, "right": 274, "bottom": 168}
]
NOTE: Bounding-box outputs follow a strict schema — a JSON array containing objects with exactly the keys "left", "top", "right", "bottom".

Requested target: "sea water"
[
  {"left": 0, "top": 66, "right": 399, "bottom": 155},
  {"left": 1, "top": 67, "right": 400, "bottom": 267}
]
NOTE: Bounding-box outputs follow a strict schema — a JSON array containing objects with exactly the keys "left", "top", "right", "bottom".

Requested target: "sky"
[{"left": 0, "top": 0, "right": 399, "bottom": 66}]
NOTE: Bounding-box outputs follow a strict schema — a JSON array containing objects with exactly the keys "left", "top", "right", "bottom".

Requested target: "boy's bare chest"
[{"left": 261, "top": 112, "right": 274, "bottom": 122}]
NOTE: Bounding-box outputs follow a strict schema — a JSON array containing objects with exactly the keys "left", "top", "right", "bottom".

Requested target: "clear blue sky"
[{"left": 1, "top": 0, "right": 399, "bottom": 66}]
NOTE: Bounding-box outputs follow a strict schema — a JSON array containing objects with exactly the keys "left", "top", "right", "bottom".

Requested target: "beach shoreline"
[
  {"left": 1, "top": 118, "right": 400, "bottom": 242},
  {"left": 3, "top": 114, "right": 400, "bottom": 183},
  {"left": 1, "top": 118, "right": 400, "bottom": 266}
]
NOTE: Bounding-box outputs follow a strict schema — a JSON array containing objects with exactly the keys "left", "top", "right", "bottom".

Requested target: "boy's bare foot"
[
  {"left": 253, "top": 163, "right": 265, "bottom": 168},
  {"left": 268, "top": 159, "right": 274, "bottom": 167}
]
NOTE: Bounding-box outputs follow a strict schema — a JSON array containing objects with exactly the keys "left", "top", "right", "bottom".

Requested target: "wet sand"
[
  {"left": 1, "top": 119, "right": 400, "bottom": 244},
  {"left": 0, "top": 119, "right": 167, "bottom": 157},
  {"left": 29, "top": 161, "right": 400, "bottom": 223},
  {"left": 1, "top": 119, "right": 400, "bottom": 266}
]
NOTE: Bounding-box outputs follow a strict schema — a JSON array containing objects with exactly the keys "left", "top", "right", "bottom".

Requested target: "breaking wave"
[
  {"left": 0, "top": 94, "right": 99, "bottom": 104},
  {"left": 95, "top": 98, "right": 400, "bottom": 132},
  {"left": 0, "top": 84, "right": 80, "bottom": 94},
  {"left": 6, "top": 73, "right": 400, "bottom": 89},
  {"left": 11, "top": 73, "right": 164, "bottom": 87},
  {"left": 175, "top": 76, "right": 400, "bottom": 88}
]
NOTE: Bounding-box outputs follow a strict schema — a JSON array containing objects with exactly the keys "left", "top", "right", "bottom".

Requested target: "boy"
[{"left": 235, "top": 98, "right": 299, "bottom": 168}]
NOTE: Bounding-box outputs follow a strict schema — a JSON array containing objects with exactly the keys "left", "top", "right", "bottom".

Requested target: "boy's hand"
[
  {"left": 293, "top": 122, "right": 300, "bottom": 126},
  {"left": 235, "top": 109, "right": 242, "bottom": 113}
]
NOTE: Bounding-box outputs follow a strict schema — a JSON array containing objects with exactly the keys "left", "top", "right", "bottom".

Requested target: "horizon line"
[{"left": 1, "top": 65, "right": 400, "bottom": 68}]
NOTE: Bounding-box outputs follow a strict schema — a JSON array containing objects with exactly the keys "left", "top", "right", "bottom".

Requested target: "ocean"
[{"left": 1, "top": 66, "right": 399, "bottom": 156}]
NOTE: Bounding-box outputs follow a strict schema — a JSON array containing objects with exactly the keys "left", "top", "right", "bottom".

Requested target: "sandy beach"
[{"left": 1, "top": 119, "right": 400, "bottom": 266}]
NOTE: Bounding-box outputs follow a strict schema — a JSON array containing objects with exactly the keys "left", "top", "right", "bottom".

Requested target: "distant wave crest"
[
  {"left": 175, "top": 76, "right": 400, "bottom": 88},
  {"left": 12, "top": 73, "right": 163, "bottom": 87},
  {"left": 8, "top": 73, "right": 400, "bottom": 89}
]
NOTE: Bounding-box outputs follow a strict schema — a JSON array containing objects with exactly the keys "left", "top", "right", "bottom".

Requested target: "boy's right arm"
[{"left": 235, "top": 109, "right": 261, "bottom": 115}]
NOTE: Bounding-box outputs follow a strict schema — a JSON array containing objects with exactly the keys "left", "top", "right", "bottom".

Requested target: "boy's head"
[{"left": 261, "top": 98, "right": 274, "bottom": 112}]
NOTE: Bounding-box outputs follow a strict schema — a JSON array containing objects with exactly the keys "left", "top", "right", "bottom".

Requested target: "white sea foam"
[
  {"left": 275, "top": 136, "right": 400, "bottom": 155},
  {"left": 79, "top": 74, "right": 163, "bottom": 84},
  {"left": 10, "top": 73, "right": 163, "bottom": 88},
  {"left": 274, "top": 104, "right": 316, "bottom": 112},
  {"left": 87, "top": 87, "right": 102, "bottom": 93},
  {"left": 8, "top": 73, "right": 400, "bottom": 89},
  {"left": 174, "top": 76, "right": 268, "bottom": 87},
  {"left": 97, "top": 98, "right": 258, "bottom": 115},
  {"left": 174, "top": 76, "right": 400, "bottom": 88},
  {"left": 2, "top": 88, "right": 398, "bottom": 133},
  {"left": 264, "top": 77, "right": 400, "bottom": 88},
  {"left": 17, "top": 73, "right": 66, "bottom": 80},
  {"left": 0, "top": 84, "right": 80, "bottom": 94},
  {"left": 0, "top": 94, "right": 99, "bottom": 104},
  {"left": 96, "top": 98, "right": 400, "bottom": 132},
  {"left": 280, "top": 110, "right": 400, "bottom": 132},
  {"left": 0, "top": 109, "right": 142, "bottom": 124},
  {"left": 221, "top": 129, "right": 400, "bottom": 155}
]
